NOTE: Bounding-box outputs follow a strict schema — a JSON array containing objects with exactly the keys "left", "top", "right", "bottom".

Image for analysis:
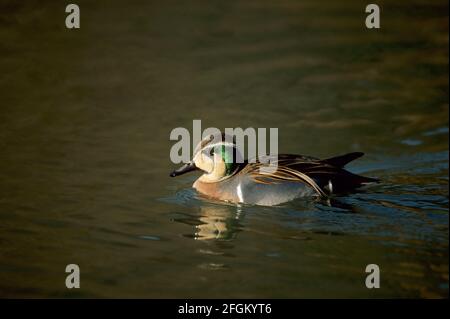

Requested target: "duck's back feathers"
[{"left": 239, "top": 152, "right": 378, "bottom": 197}]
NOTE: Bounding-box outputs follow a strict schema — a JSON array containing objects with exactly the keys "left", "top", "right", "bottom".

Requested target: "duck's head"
[{"left": 170, "top": 133, "right": 242, "bottom": 182}]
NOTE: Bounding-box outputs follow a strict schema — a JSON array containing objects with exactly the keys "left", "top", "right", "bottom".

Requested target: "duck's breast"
[
  {"left": 241, "top": 176, "right": 316, "bottom": 205},
  {"left": 194, "top": 174, "right": 317, "bottom": 206},
  {"left": 193, "top": 179, "right": 241, "bottom": 203},
  {"left": 211, "top": 175, "right": 316, "bottom": 206}
]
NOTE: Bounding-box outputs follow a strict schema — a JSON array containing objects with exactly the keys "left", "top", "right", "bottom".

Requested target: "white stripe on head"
[{"left": 206, "top": 142, "right": 236, "bottom": 149}]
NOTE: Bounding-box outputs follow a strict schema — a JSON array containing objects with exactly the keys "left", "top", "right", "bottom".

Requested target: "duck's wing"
[
  {"left": 240, "top": 153, "right": 378, "bottom": 196},
  {"left": 270, "top": 152, "right": 365, "bottom": 169},
  {"left": 239, "top": 157, "right": 328, "bottom": 197}
]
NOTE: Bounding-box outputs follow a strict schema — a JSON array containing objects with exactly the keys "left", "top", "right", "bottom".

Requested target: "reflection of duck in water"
[
  {"left": 195, "top": 204, "right": 241, "bottom": 241},
  {"left": 170, "top": 133, "right": 378, "bottom": 206}
]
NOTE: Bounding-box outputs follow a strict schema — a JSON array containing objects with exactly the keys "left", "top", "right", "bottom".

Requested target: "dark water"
[{"left": 0, "top": 0, "right": 448, "bottom": 298}]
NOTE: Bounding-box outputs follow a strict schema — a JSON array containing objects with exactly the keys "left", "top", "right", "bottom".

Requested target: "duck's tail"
[
  {"left": 322, "top": 152, "right": 365, "bottom": 168},
  {"left": 319, "top": 152, "right": 379, "bottom": 194}
]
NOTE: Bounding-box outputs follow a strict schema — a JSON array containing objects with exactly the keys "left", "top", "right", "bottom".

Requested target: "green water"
[{"left": 0, "top": 0, "right": 448, "bottom": 298}]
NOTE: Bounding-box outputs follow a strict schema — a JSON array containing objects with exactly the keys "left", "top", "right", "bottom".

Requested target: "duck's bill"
[{"left": 170, "top": 162, "right": 198, "bottom": 177}]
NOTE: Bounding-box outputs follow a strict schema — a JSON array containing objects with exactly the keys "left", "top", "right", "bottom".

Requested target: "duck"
[{"left": 170, "top": 133, "right": 378, "bottom": 206}]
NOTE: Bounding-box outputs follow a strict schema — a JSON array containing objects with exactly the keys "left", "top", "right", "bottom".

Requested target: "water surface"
[{"left": 0, "top": 0, "right": 448, "bottom": 298}]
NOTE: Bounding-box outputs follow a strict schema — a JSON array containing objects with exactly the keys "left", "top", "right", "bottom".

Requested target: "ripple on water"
[
  {"left": 139, "top": 235, "right": 161, "bottom": 241},
  {"left": 198, "top": 263, "right": 229, "bottom": 271}
]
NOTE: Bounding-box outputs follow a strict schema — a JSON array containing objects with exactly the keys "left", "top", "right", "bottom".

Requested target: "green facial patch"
[{"left": 220, "top": 145, "right": 236, "bottom": 175}]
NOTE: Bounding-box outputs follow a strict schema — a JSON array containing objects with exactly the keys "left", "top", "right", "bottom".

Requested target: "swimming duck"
[{"left": 170, "top": 133, "right": 378, "bottom": 206}]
